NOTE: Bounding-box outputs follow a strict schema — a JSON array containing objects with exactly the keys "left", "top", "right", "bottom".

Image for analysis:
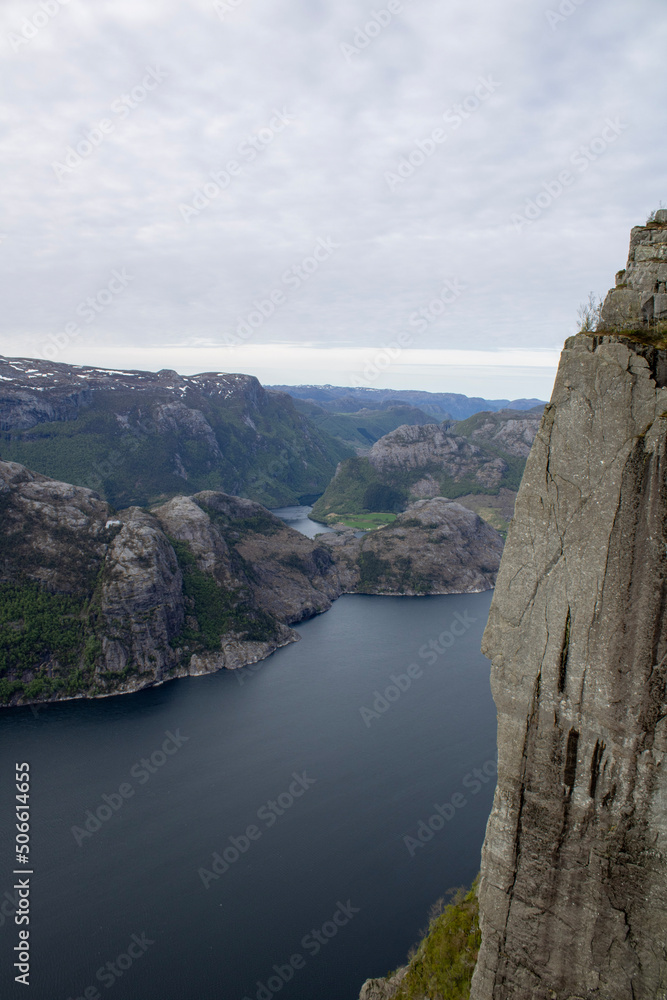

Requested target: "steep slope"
[
  {"left": 0, "top": 355, "right": 351, "bottom": 507},
  {"left": 471, "top": 214, "right": 667, "bottom": 1000},
  {"left": 0, "top": 461, "right": 314, "bottom": 705}
]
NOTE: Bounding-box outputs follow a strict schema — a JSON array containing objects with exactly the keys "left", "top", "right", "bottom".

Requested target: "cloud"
[{"left": 1, "top": 0, "right": 666, "bottom": 394}]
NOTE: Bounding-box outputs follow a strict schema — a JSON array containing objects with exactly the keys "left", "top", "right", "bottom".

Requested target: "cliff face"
[
  {"left": 471, "top": 328, "right": 667, "bottom": 995},
  {"left": 599, "top": 209, "right": 667, "bottom": 334}
]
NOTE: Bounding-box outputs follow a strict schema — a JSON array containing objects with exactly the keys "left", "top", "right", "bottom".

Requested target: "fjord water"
[
  {"left": 269, "top": 504, "right": 336, "bottom": 538},
  {"left": 0, "top": 590, "right": 496, "bottom": 1000}
]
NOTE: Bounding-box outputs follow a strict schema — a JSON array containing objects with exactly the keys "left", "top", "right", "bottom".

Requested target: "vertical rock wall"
[
  {"left": 599, "top": 210, "right": 667, "bottom": 332},
  {"left": 471, "top": 332, "right": 667, "bottom": 999}
]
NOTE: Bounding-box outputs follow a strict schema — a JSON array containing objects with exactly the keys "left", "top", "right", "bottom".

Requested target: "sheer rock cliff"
[{"left": 471, "top": 220, "right": 667, "bottom": 1000}]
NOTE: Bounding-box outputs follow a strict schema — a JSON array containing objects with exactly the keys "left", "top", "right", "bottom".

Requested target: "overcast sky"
[{"left": 1, "top": 0, "right": 665, "bottom": 399}]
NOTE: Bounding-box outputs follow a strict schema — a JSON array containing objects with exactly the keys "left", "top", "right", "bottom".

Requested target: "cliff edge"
[{"left": 471, "top": 217, "right": 667, "bottom": 999}]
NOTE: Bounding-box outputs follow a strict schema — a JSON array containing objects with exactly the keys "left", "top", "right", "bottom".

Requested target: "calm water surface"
[
  {"left": 269, "top": 505, "right": 334, "bottom": 539},
  {"left": 0, "top": 510, "right": 497, "bottom": 1000}
]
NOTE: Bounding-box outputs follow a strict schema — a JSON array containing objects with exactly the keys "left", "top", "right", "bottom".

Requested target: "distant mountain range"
[
  {"left": 0, "top": 355, "right": 546, "bottom": 517},
  {"left": 269, "top": 384, "right": 546, "bottom": 421}
]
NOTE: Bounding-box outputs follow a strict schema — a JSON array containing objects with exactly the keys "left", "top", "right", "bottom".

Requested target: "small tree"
[
  {"left": 646, "top": 201, "right": 665, "bottom": 224},
  {"left": 577, "top": 291, "right": 603, "bottom": 332}
]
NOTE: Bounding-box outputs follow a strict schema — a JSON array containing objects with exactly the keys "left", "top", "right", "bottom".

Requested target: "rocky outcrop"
[
  {"left": 323, "top": 499, "right": 503, "bottom": 596},
  {"left": 470, "top": 328, "right": 667, "bottom": 999},
  {"left": 0, "top": 461, "right": 306, "bottom": 704},
  {"left": 358, "top": 969, "right": 408, "bottom": 1000},
  {"left": 367, "top": 424, "right": 510, "bottom": 490},
  {"left": 599, "top": 209, "right": 667, "bottom": 334},
  {"left": 460, "top": 410, "right": 542, "bottom": 459},
  {"left": 97, "top": 506, "right": 185, "bottom": 678},
  {"left": 157, "top": 491, "right": 343, "bottom": 623}
]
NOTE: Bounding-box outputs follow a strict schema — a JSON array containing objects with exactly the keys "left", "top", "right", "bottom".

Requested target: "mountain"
[
  {"left": 311, "top": 409, "right": 543, "bottom": 534},
  {"left": 0, "top": 355, "right": 352, "bottom": 508},
  {"left": 268, "top": 384, "right": 546, "bottom": 421},
  {"left": 0, "top": 459, "right": 502, "bottom": 707}
]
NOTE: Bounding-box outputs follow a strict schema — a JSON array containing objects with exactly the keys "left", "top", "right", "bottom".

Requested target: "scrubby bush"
[{"left": 577, "top": 292, "right": 603, "bottom": 332}]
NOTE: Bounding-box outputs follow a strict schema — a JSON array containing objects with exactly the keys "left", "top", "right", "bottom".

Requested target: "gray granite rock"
[
  {"left": 599, "top": 219, "right": 667, "bottom": 337},
  {"left": 470, "top": 331, "right": 667, "bottom": 999},
  {"left": 326, "top": 498, "right": 503, "bottom": 596},
  {"left": 358, "top": 968, "right": 408, "bottom": 1000}
]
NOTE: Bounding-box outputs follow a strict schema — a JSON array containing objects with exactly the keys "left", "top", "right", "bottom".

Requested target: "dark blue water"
[{"left": 0, "top": 591, "right": 496, "bottom": 1000}]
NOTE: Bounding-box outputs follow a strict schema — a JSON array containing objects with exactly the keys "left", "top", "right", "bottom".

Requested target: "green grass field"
[{"left": 328, "top": 512, "right": 397, "bottom": 530}]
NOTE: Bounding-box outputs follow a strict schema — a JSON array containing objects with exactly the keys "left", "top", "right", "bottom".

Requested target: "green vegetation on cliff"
[
  {"left": 333, "top": 513, "right": 397, "bottom": 530},
  {"left": 310, "top": 456, "right": 410, "bottom": 521},
  {"left": 0, "top": 580, "right": 94, "bottom": 703},
  {"left": 393, "top": 880, "right": 481, "bottom": 1000},
  {"left": 170, "top": 539, "right": 278, "bottom": 649}
]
